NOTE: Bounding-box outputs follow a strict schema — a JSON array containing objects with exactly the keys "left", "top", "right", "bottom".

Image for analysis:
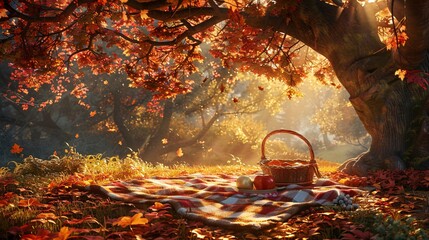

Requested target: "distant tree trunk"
[
  {"left": 139, "top": 100, "right": 221, "bottom": 161},
  {"left": 322, "top": 133, "right": 333, "bottom": 150},
  {"left": 112, "top": 90, "right": 141, "bottom": 151},
  {"left": 139, "top": 99, "right": 174, "bottom": 161}
]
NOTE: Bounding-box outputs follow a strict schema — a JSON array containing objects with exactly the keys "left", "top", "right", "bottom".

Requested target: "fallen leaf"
[
  {"left": 53, "top": 227, "right": 73, "bottom": 240},
  {"left": 113, "top": 213, "right": 148, "bottom": 228}
]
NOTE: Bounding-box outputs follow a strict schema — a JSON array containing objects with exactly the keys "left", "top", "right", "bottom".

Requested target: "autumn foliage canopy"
[{"left": 0, "top": 0, "right": 313, "bottom": 110}]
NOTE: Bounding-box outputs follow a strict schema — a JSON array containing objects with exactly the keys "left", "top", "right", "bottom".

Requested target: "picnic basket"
[{"left": 259, "top": 129, "right": 321, "bottom": 185}]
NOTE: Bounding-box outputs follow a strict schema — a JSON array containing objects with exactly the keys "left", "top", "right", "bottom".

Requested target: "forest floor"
[{"left": 0, "top": 152, "right": 428, "bottom": 239}]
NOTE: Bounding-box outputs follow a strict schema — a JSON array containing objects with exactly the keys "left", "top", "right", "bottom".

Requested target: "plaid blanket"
[{"left": 87, "top": 173, "right": 362, "bottom": 230}]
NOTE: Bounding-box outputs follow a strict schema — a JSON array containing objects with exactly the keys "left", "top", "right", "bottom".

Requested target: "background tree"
[
  {"left": 1, "top": 0, "right": 429, "bottom": 175},
  {"left": 312, "top": 89, "right": 371, "bottom": 151}
]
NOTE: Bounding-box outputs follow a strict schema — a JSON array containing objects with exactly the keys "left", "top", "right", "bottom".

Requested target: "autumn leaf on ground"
[
  {"left": 18, "top": 198, "right": 41, "bottom": 208},
  {"left": 35, "top": 212, "right": 58, "bottom": 220},
  {"left": 89, "top": 111, "right": 96, "bottom": 117},
  {"left": 21, "top": 229, "right": 52, "bottom": 240},
  {"left": 113, "top": 213, "right": 148, "bottom": 228},
  {"left": 140, "top": 10, "right": 149, "bottom": 20},
  {"left": 149, "top": 202, "right": 168, "bottom": 211},
  {"left": 161, "top": 138, "right": 168, "bottom": 144},
  {"left": 10, "top": 143, "right": 24, "bottom": 154},
  {"left": 53, "top": 227, "right": 73, "bottom": 240},
  {"left": 0, "top": 9, "right": 8, "bottom": 18}
]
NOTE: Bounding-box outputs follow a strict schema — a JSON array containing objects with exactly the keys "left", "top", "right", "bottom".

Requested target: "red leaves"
[
  {"left": 404, "top": 70, "right": 429, "bottom": 90},
  {"left": 368, "top": 169, "right": 429, "bottom": 193},
  {"left": 10, "top": 143, "right": 24, "bottom": 154},
  {"left": 396, "top": 69, "right": 429, "bottom": 90},
  {"left": 18, "top": 198, "right": 50, "bottom": 208}
]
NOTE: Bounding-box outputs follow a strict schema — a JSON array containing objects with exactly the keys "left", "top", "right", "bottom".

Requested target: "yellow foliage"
[
  {"left": 53, "top": 227, "right": 73, "bottom": 240},
  {"left": 113, "top": 213, "right": 148, "bottom": 228}
]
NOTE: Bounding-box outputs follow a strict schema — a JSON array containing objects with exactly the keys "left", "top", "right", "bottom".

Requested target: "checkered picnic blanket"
[{"left": 87, "top": 173, "right": 362, "bottom": 230}]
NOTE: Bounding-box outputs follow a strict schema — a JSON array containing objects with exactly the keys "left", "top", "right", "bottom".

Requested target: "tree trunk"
[
  {"left": 112, "top": 90, "right": 141, "bottom": 151},
  {"left": 139, "top": 99, "right": 174, "bottom": 161},
  {"left": 266, "top": 0, "right": 429, "bottom": 175},
  {"left": 335, "top": 53, "right": 429, "bottom": 175}
]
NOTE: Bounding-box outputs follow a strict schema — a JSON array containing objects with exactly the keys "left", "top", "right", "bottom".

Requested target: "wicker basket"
[{"left": 259, "top": 129, "right": 321, "bottom": 185}]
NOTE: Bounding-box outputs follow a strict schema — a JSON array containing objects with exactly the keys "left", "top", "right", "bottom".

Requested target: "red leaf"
[
  {"left": 10, "top": 143, "right": 24, "bottom": 154},
  {"left": 405, "top": 70, "right": 429, "bottom": 90}
]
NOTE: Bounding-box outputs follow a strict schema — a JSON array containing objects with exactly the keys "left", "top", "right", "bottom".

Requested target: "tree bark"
[
  {"left": 139, "top": 99, "right": 175, "bottom": 161},
  {"left": 267, "top": 0, "right": 429, "bottom": 175},
  {"left": 112, "top": 90, "right": 141, "bottom": 151}
]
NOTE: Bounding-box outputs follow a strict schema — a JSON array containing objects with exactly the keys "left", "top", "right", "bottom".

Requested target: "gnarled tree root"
[{"left": 339, "top": 152, "right": 406, "bottom": 176}]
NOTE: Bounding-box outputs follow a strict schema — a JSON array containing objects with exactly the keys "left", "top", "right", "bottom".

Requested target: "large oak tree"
[{"left": 1, "top": 0, "right": 428, "bottom": 176}]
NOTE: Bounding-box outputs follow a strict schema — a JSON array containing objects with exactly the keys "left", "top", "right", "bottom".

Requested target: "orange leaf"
[
  {"left": 36, "top": 212, "right": 58, "bottom": 220},
  {"left": 89, "top": 111, "right": 96, "bottom": 117},
  {"left": 161, "top": 138, "right": 168, "bottom": 144},
  {"left": 151, "top": 202, "right": 167, "bottom": 210},
  {"left": 176, "top": 148, "right": 184, "bottom": 157},
  {"left": 75, "top": 133, "right": 79, "bottom": 138},
  {"left": 53, "top": 227, "right": 73, "bottom": 240},
  {"left": 113, "top": 213, "right": 148, "bottom": 228},
  {"left": 0, "top": 9, "right": 8, "bottom": 18},
  {"left": 140, "top": 10, "right": 149, "bottom": 20},
  {"left": 10, "top": 143, "right": 23, "bottom": 154},
  {"left": 18, "top": 198, "right": 42, "bottom": 207}
]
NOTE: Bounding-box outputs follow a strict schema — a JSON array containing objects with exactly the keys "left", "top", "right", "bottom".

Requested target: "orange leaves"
[
  {"left": 223, "top": 0, "right": 244, "bottom": 11},
  {"left": 89, "top": 111, "right": 97, "bottom": 117},
  {"left": 395, "top": 69, "right": 429, "bottom": 90},
  {"left": 0, "top": 8, "right": 8, "bottom": 18},
  {"left": 53, "top": 227, "right": 73, "bottom": 240},
  {"left": 113, "top": 213, "right": 148, "bottom": 228},
  {"left": 176, "top": 148, "right": 184, "bottom": 157},
  {"left": 85, "top": 24, "right": 98, "bottom": 34},
  {"left": 151, "top": 201, "right": 168, "bottom": 211},
  {"left": 18, "top": 198, "right": 50, "bottom": 208},
  {"left": 10, "top": 143, "right": 23, "bottom": 154},
  {"left": 385, "top": 26, "right": 408, "bottom": 51},
  {"left": 395, "top": 69, "right": 407, "bottom": 80},
  {"left": 140, "top": 10, "right": 149, "bottom": 20}
]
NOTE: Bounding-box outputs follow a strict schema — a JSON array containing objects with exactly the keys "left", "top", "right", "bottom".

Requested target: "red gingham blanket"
[{"left": 87, "top": 173, "right": 362, "bottom": 230}]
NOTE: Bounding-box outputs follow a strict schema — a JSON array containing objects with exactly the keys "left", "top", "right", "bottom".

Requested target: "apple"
[
  {"left": 253, "top": 175, "right": 276, "bottom": 190},
  {"left": 236, "top": 176, "right": 253, "bottom": 189}
]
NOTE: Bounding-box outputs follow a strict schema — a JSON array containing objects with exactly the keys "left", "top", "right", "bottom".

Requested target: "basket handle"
[{"left": 260, "top": 129, "right": 321, "bottom": 177}]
